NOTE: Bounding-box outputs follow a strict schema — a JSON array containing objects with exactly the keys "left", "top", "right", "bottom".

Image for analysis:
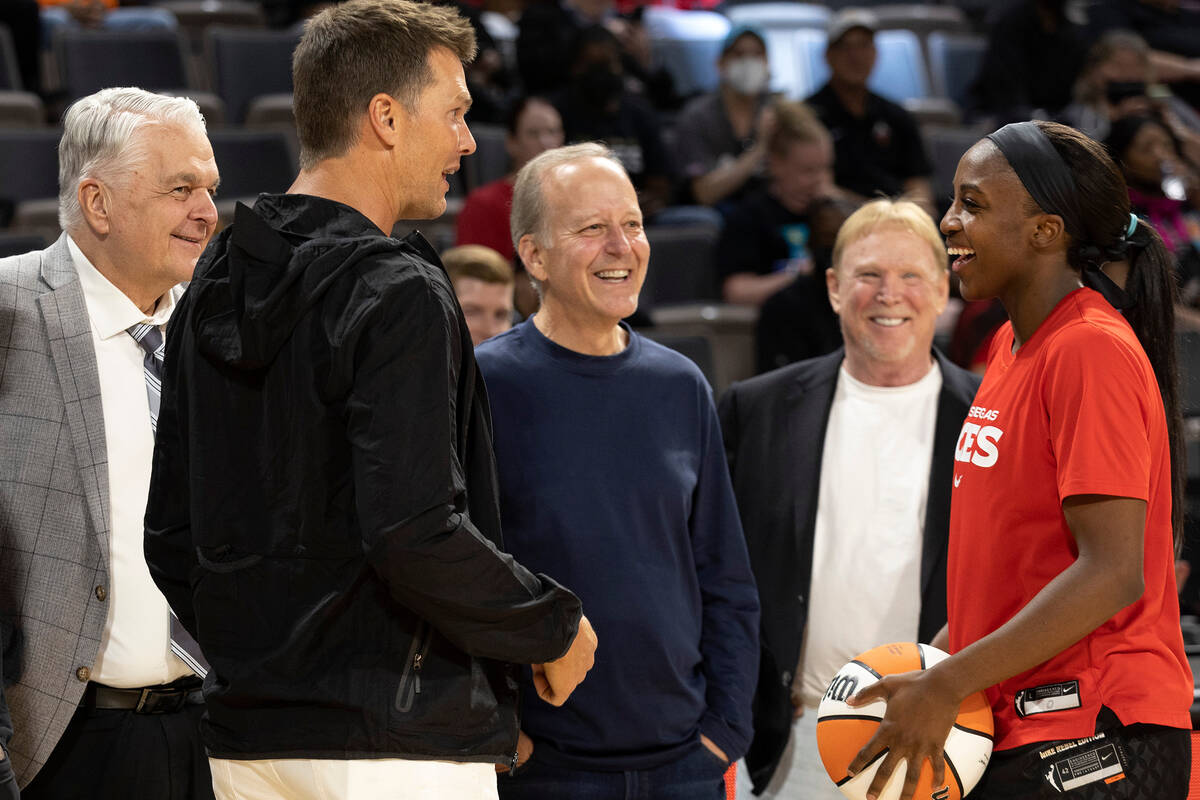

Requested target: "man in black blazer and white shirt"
[{"left": 719, "top": 199, "right": 980, "bottom": 798}]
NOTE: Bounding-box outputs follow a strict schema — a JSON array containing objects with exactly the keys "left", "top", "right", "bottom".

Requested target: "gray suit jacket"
[{"left": 0, "top": 235, "right": 111, "bottom": 788}]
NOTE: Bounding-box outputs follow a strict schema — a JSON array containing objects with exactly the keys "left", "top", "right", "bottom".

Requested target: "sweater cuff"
[{"left": 700, "top": 710, "right": 749, "bottom": 764}]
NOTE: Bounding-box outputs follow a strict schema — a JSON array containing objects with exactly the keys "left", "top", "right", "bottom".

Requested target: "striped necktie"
[{"left": 127, "top": 322, "right": 209, "bottom": 679}]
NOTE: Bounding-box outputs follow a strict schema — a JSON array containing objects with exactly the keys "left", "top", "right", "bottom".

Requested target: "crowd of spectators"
[{"left": 5, "top": 0, "right": 1200, "bottom": 375}]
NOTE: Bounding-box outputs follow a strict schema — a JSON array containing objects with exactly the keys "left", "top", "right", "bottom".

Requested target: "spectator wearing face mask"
[
  {"left": 552, "top": 25, "right": 675, "bottom": 218},
  {"left": 674, "top": 26, "right": 777, "bottom": 210}
]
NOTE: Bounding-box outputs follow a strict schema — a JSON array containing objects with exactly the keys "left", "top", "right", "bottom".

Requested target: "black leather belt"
[{"left": 82, "top": 678, "right": 204, "bottom": 715}]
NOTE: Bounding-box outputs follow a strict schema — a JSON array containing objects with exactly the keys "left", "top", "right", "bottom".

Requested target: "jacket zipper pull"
[
  {"left": 509, "top": 749, "right": 518, "bottom": 774},
  {"left": 413, "top": 652, "right": 423, "bottom": 695}
]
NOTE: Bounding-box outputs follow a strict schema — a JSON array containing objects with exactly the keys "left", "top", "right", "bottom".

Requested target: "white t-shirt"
[{"left": 799, "top": 361, "right": 942, "bottom": 708}]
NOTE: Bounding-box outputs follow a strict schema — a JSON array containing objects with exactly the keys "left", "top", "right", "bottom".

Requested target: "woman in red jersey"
[{"left": 843, "top": 121, "right": 1193, "bottom": 800}]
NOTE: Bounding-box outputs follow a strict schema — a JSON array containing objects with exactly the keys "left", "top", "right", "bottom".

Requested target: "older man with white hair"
[
  {"left": 0, "top": 87, "right": 220, "bottom": 799},
  {"left": 475, "top": 143, "right": 760, "bottom": 799}
]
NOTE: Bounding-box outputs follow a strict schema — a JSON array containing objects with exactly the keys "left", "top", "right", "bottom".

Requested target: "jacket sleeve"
[
  {"left": 346, "top": 273, "right": 580, "bottom": 665},
  {"left": 692, "top": 390, "right": 760, "bottom": 762},
  {"left": 144, "top": 298, "right": 199, "bottom": 637}
]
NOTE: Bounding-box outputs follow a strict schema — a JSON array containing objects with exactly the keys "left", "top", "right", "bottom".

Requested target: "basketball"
[{"left": 816, "top": 642, "right": 994, "bottom": 800}]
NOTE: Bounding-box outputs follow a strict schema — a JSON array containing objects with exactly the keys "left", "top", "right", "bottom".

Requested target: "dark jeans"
[
  {"left": 22, "top": 701, "right": 213, "bottom": 800},
  {"left": 498, "top": 741, "right": 727, "bottom": 800}
]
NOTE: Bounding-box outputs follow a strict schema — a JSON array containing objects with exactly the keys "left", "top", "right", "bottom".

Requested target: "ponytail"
[{"left": 1122, "top": 218, "right": 1185, "bottom": 555}]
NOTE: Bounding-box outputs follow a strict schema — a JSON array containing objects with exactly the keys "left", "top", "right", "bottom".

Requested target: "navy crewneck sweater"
[{"left": 475, "top": 319, "right": 759, "bottom": 771}]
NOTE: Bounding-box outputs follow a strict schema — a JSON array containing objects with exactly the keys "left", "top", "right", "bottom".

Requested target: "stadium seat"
[
  {"left": 207, "top": 27, "right": 300, "bottom": 124},
  {"left": 245, "top": 93, "right": 294, "bottom": 128},
  {"left": 0, "top": 128, "right": 61, "bottom": 206},
  {"left": 462, "top": 123, "right": 508, "bottom": 193},
  {"left": 927, "top": 31, "right": 986, "bottom": 111},
  {"left": 55, "top": 28, "right": 192, "bottom": 102},
  {"left": 825, "top": 0, "right": 908, "bottom": 7},
  {"left": 647, "top": 303, "right": 758, "bottom": 394},
  {"left": 903, "top": 96, "right": 961, "bottom": 126},
  {"left": 0, "top": 24, "right": 21, "bottom": 90},
  {"left": 644, "top": 6, "right": 730, "bottom": 97},
  {"left": 0, "top": 91, "right": 43, "bottom": 127},
  {"left": 207, "top": 129, "right": 296, "bottom": 201},
  {"left": 10, "top": 198, "right": 60, "bottom": 243},
  {"left": 157, "top": 0, "right": 265, "bottom": 54},
  {"left": 871, "top": 5, "right": 969, "bottom": 43},
  {"left": 922, "top": 123, "right": 989, "bottom": 213},
  {"left": 0, "top": 232, "right": 47, "bottom": 258},
  {"left": 793, "top": 28, "right": 931, "bottom": 102},
  {"left": 640, "top": 223, "right": 721, "bottom": 308},
  {"left": 725, "top": 3, "right": 831, "bottom": 30}
]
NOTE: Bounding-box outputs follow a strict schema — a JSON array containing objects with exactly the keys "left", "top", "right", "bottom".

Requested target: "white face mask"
[{"left": 723, "top": 57, "right": 769, "bottom": 95}]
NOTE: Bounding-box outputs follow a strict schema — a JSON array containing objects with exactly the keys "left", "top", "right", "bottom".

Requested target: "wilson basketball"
[{"left": 816, "top": 642, "right": 994, "bottom": 800}]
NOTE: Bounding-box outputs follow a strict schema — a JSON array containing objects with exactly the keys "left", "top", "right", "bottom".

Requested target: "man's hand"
[
  {"left": 790, "top": 677, "right": 805, "bottom": 720},
  {"left": 531, "top": 615, "right": 597, "bottom": 706},
  {"left": 700, "top": 734, "right": 729, "bottom": 764},
  {"left": 495, "top": 730, "right": 535, "bottom": 773}
]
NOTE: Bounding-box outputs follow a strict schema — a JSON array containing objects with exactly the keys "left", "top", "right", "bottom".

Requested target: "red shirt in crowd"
[{"left": 455, "top": 178, "right": 515, "bottom": 262}]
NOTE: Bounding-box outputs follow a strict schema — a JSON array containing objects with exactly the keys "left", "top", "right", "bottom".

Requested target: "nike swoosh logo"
[{"left": 953, "top": 474, "right": 962, "bottom": 487}]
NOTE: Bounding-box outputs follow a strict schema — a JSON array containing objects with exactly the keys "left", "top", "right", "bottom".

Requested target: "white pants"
[
  {"left": 209, "top": 757, "right": 498, "bottom": 800},
  {"left": 735, "top": 709, "right": 845, "bottom": 800}
]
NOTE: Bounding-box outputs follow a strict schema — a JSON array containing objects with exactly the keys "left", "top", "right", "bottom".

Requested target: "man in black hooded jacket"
[{"left": 144, "top": 2, "right": 596, "bottom": 798}]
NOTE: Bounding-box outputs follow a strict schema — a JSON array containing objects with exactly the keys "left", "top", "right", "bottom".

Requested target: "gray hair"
[
  {"left": 510, "top": 142, "right": 626, "bottom": 298},
  {"left": 58, "top": 87, "right": 207, "bottom": 232}
]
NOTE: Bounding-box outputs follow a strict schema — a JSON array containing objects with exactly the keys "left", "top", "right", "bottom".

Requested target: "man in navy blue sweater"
[{"left": 475, "top": 143, "right": 760, "bottom": 799}]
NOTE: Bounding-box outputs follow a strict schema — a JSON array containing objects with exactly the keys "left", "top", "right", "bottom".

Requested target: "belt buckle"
[
  {"left": 135, "top": 687, "right": 153, "bottom": 713},
  {"left": 135, "top": 687, "right": 186, "bottom": 714}
]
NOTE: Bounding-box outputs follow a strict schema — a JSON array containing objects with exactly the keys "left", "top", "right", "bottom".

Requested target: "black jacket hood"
[{"left": 191, "top": 194, "right": 440, "bottom": 370}]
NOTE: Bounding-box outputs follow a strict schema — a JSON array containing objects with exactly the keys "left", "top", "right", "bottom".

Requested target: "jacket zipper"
[
  {"left": 509, "top": 663, "right": 521, "bottom": 774},
  {"left": 394, "top": 620, "right": 432, "bottom": 712}
]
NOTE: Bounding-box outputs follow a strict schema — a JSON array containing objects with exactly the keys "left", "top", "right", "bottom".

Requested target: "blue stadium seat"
[
  {"left": 206, "top": 27, "right": 300, "bottom": 124},
  {"left": 644, "top": 7, "right": 730, "bottom": 97},
  {"left": 927, "top": 31, "right": 986, "bottom": 110},
  {"left": 207, "top": 129, "right": 296, "bottom": 201},
  {"left": 796, "top": 29, "right": 930, "bottom": 103},
  {"left": 0, "top": 128, "right": 60, "bottom": 206},
  {"left": 871, "top": 29, "right": 930, "bottom": 103},
  {"left": 725, "top": 3, "right": 830, "bottom": 30},
  {"left": 640, "top": 223, "right": 722, "bottom": 308},
  {"left": 922, "top": 123, "right": 988, "bottom": 211},
  {"left": 0, "top": 232, "right": 47, "bottom": 257},
  {"left": 56, "top": 28, "right": 191, "bottom": 102}
]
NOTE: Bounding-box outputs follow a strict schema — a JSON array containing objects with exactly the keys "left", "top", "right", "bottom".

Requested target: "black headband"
[
  {"left": 985, "top": 121, "right": 1133, "bottom": 309},
  {"left": 986, "top": 122, "right": 1084, "bottom": 238}
]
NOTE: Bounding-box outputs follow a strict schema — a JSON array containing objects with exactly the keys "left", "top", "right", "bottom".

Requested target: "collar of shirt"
[{"left": 67, "top": 235, "right": 180, "bottom": 338}]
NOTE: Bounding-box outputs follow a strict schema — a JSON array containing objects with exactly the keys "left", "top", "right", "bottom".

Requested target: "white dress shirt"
[{"left": 69, "top": 236, "right": 193, "bottom": 687}]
